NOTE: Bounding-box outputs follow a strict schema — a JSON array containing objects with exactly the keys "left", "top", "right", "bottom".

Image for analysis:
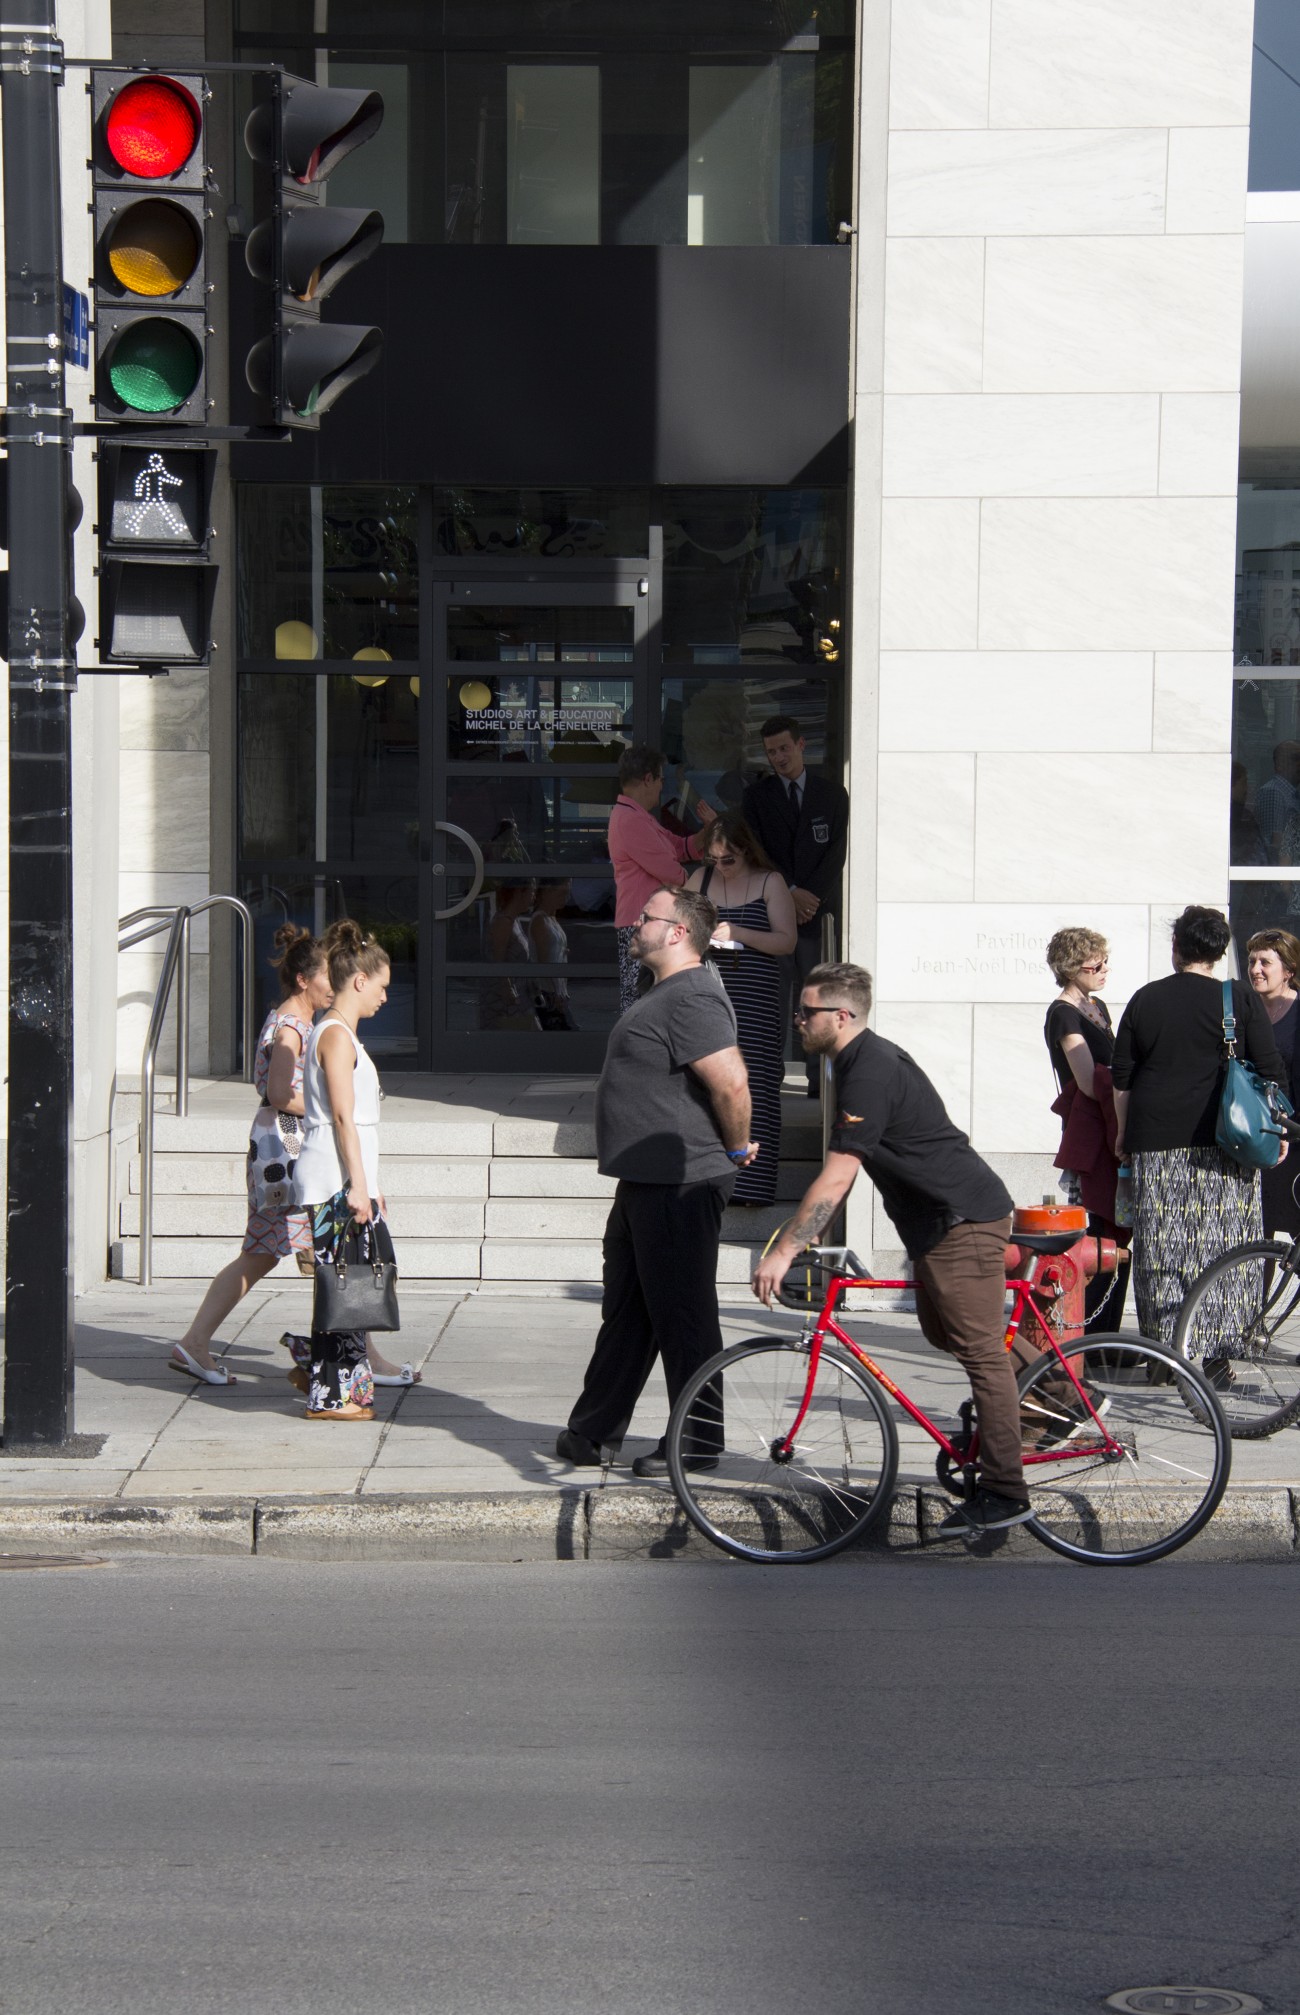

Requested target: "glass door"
[{"left": 424, "top": 572, "right": 652, "bottom": 1070}]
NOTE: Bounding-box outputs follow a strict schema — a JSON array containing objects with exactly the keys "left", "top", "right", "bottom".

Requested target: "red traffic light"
[{"left": 105, "top": 76, "right": 201, "bottom": 179}]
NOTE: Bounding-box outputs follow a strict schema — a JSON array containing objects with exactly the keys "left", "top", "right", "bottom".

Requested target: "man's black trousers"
[{"left": 567, "top": 1176, "right": 732, "bottom": 1457}]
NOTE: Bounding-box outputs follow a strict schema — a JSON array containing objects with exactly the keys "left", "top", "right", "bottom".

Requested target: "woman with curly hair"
[
  {"left": 1112, "top": 905, "right": 1286, "bottom": 1370},
  {"left": 1247, "top": 926, "right": 1300, "bottom": 1239},
  {"left": 1043, "top": 925, "right": 1128, "bottom": 1328}
]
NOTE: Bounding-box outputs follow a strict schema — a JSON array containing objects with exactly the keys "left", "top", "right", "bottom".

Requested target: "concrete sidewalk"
[{"left": 2, "top": 1277, "right": 1300, "bottom": 1560}]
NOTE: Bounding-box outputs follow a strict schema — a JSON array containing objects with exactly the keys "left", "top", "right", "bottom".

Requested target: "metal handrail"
[
  {"left": 118, "top": 893, "right": 257, "bottom": 1286},
  {"left": 136, "top": 909, "right": 188, "bottom": 1287}
]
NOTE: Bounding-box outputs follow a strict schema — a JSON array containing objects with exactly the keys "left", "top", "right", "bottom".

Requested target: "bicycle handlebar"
[{"left": 806, "top": 1245, "right": 870, "bottom": 1277}]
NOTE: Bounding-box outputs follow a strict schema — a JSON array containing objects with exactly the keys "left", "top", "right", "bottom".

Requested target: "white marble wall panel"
[
  {"left": 879, "top": 651, "right": 1153, "bottom": 753},
  {"left": 118, "top": 666, "right": 208, "bottom": 751},
  {"left": 872, "top": 1002, "right": 974, "bottom": 1133},
  {"left": 974, "top": 752, "right": 1227, "bottom": 902},
  {"left": 977, "top": 498, "right": 1237, "bottom": 651},
  {"left": 118, "top": 751, "right": 211, "bottom": 874},
  {"left": 1145, "top": 902, "right": 1238, "bottom": 982},
  {"left": 887, "top": 129, "right": 1166, "bottom": 239},
  {"left": 971, "top": 1003, "right": 1062, "bottom": 1155},
  {"left": 882, "top": 394, "right": 1158, "bottom": 499},
  {"left": 1157, "top": 393, "right": 1241, "bottom": 497},
  {"left": 888, "top": 0, "right": 990, "bottom": 131},
  {"left": 875, "top": 905, "right": 1151, "bottom": 1005},
  {"left": 117, "top": 949, "right": 210, "bottom": 1076},
  {"left": 988, "top": 0, "right": 1254, "bottom": 131},
  {"left": 879, "top": 499, "right": 980, "bottom": 649},
  {"left": 1165, "top": 127, "right": 1250, "bottom": 235},
  {"left": 118, "top": 873, "right": 213, "bottom": 955},
  {"left": 1152, "top": 651, "right": 1230, "bottom": 753},
  {"left": 982, "top": 237, "right": 1245, "bottom": 394},
  {"left": 877, "top": 754, "right": 975, "bottom": 900},
  {"left": 882, "top": 238, "right": 984, "bottom": 392}
]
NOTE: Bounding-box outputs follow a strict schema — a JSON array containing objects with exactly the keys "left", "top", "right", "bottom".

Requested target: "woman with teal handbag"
[{"left": 1112, "top": 906, "right": 1288, "bottom": 1376}]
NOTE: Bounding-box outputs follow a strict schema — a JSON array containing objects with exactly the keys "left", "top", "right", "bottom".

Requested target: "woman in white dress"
[{"left": 293, "top": 920, "right": 393, "bottom": 1420}]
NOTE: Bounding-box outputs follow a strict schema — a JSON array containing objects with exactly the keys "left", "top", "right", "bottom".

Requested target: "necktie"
[{"left": 788, "top": 779, "right": 800, "bottom": 815}]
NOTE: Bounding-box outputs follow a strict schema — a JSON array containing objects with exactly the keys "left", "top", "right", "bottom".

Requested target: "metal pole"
[
  {"left": 1, "top": 1, "right": 76, "bottom": 1447},
  {"left": 175, "top": 912, "right": 191, "bottom": 1118}
]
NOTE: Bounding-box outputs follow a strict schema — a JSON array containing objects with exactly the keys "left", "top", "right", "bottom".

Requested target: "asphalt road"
[{"left": 0, "top": 1556, "right": 1295, "bottom": 2015}]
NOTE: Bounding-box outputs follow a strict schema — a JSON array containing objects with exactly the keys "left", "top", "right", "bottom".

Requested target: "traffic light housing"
[
  {"left": 91, "top": 71, "right": 210, "bottom": 423},
  {"left": 243, "top": 73, "right": 384, "bottom": 427},
  {"left": 97, "top": 441, "right": 217, "bottom": 664}
]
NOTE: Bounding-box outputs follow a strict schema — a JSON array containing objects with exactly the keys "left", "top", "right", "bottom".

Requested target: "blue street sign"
[{"left": 62, "top": 283, "right": 89, "bottom": 369}]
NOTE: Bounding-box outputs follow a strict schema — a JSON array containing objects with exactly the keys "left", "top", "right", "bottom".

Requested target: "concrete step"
[
  {"left": 119, "top": 1195, "right": 488, "bottom": 1240},
  {"left": 111, "top": 1233, "right": 765, "bottom": 1286},
  {"left": 151, "top": 1113, "right": 495, "bottom": 1157},
  {"left": 486, "top": 1156, "right": 817, "bottom": 1201},
  {"left": 482, "top": 1196, "right": 790, "bottom": 1241},
  {"left": 129, "top": 1156, "right": 491, "bottom": 1199}
]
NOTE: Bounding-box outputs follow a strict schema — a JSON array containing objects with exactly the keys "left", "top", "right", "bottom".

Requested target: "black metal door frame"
[{"left": 418, "top": 536, "right": 661, "bottom": 1072}]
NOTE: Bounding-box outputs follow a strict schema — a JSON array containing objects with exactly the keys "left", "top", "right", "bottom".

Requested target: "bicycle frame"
[{"left": 780, "top": 1271, "right": 1126, "bottom": 1471}]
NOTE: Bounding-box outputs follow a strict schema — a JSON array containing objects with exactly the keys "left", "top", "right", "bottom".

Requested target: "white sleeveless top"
[{"left": 293, "top": 1014, "right": 382, "bottom": 1205}]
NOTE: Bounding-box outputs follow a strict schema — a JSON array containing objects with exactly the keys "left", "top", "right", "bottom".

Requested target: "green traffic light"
[{"left": 108, "top": 317, "right": 201, "bottom": 412}]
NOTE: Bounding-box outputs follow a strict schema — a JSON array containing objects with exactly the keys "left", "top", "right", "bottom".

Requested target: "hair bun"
[
  {"left": 323, "top": 918, "right": 365, "bottom": 957},
  {"left": 272, "top": 921, "right": 312, "bottom": 955}
]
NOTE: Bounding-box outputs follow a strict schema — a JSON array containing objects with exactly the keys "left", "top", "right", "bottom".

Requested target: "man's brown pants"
[{"left": 913, "top": 1215, "right": 1030, "bottom": 1500}]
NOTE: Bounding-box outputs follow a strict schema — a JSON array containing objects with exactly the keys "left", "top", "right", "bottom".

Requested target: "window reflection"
[
  {"left": 661, "top": 674, "right": 839, "bottom": 813},
  {"left": 445, "top": 673, "right": 633, "bottom": 762},
  {"left": 237, "top": 871, "right": 418, "bottom": 1059},
  {"left": 237, "top": 486, "right": 418, "bottom": 661}
]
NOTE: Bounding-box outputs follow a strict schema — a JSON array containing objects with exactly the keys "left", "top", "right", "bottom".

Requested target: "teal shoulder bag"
[{"left": 1216, "top": 979, "right": 1293, "bottom": 1171}]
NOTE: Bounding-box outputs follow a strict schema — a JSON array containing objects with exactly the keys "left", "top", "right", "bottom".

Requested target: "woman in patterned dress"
[
  {"left": 1112, "top": 905, "right": 1287, "bottom": 1372},
  {"left": 168, "top": 925, "right": 332, "bottom": 1386},
  {"left": 684, "top": 811, "right": 796, "bottom": 1206}
]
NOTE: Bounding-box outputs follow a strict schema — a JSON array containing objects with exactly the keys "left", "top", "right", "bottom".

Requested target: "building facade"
[{"left": 13, "top": 0, "right": 1288, "bottom": 1279}]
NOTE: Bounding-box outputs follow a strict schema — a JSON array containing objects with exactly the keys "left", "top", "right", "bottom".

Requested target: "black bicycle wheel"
[
  {"left": 665, "top": 1338, "right": 899, "bottom": 1564},
  {"left": 1017, "top": 1335, "right": 1231, "bottom": 1565},
  {"left": 1172, "top": 1239, "right": 1300, "bottom": 1438}
]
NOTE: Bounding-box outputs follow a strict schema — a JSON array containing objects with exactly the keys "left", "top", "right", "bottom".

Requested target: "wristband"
[{"left": 727, "top": 1147, "right": 749, "bottom": 1161}]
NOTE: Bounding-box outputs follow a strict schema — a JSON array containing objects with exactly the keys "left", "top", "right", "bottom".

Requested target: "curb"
[{"left": 0, "top": 1485, "right": 1297, "bottom": 1563}]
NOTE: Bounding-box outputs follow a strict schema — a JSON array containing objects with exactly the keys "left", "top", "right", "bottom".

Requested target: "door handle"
[{"left": 432, "top": 820, "right": 486, "bottom": 921}]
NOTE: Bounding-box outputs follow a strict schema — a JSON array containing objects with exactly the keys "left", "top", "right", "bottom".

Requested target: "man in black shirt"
[
  {"left": 752, "top": 961, "right": 1031, "bottom": 1535},
  {"left": 742, "top": 715, "right": 849, "bottom": 1092},
  {"left": 557, "top": 886, "right": 758, "bottom": 1477}
]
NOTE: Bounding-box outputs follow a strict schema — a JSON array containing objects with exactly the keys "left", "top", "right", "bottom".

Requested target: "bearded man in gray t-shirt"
[{"left": 557, "top": 886, "right": 758, "bottom": 1477}]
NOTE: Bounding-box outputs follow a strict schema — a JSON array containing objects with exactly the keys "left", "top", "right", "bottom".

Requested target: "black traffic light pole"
[{"left": 1, "top": 0, "right": 77, "bottom": 1447}]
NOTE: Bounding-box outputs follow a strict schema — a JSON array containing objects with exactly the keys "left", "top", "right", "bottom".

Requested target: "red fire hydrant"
[{"left": 1003, "top": 1203, "right": 1123, "bottom": 1353}]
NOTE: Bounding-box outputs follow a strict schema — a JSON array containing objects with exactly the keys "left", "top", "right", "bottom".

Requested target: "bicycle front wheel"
[
  {"left": 1172, "top": 1239, "right": 1300, "bottom": 1438},
  {"left": 665, "top": 1338, "right": 899, "bottom": 1564},
  {"left": 1017, "top": 1335, "right": 1231, "bottom": 1565}
]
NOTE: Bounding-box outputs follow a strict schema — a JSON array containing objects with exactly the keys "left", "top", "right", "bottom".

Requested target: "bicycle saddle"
[{"left": 1011, "top": 1229, "right": 1082, "bottom": 1256}]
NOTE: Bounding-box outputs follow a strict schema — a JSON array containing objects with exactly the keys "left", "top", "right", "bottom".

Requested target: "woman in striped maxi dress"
[{"left": 686, "top": 811, "right": 797, "bottom": 1206}]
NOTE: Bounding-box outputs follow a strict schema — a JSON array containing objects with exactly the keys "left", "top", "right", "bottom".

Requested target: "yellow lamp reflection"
[
  {"left": 459, "top": 679, "right": 492, "bottom": 711},
  {"left": 353, "top": 646, "right": 392, "bottom": 689},
  {"left": 275, "top": 619, "right": 318, "bottom": 660}
]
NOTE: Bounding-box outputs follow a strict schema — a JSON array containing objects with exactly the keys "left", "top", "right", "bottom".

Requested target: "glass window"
[
  {"left": 434, "top": 488, "right": 649, "bottom": 559},
  {"left": 661, "top": 673, "right": 839, "bottom": 814},
  {"left": 238, "top": 671, "right": 420, "bottom": 867},
  {"left": 506, "top": 65, "right": 600, "bottom": 245},
  {"left": 238, "top": 672, "right": 316, "bottom": 861},
  {"left": 237, "top": 486, "right": 418, "bottom": 661},
  {"left": 446, "top": 976, "right": 619, "bottom": 1036},
  {"left": 446, "top": 604, "right": 634, "bottom": 662},
  {"left": 662, "top": 488, "right": 844, "bottom": 663},
  {"left": 1232, "top": 676, "right": 1300, "bottom": 867},
  {"left": 445, "top": 672, "right": 634, "bottom": 761},
  {"left": 233, "top": 8, "right": 854, "bottom": 245},
  {"left": 236, "top": 870, "right": 418, "bottom": 1059},
  {"left": 446, "top": 774, "right": 620, "bottom": 866},
  {"left": 1250, "top": 0, "right": 1300, "bottom": 193}
]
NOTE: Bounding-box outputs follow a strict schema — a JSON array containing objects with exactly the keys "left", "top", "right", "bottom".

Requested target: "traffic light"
[
  {"left": 97, "top": 441, "right": 217, "bottom": 664},
  {"left": 243, "top": 73, "right": 384, "bottom": 427},
  {"left": 91, "top": 70, "right": 210, "bottom": 423}
]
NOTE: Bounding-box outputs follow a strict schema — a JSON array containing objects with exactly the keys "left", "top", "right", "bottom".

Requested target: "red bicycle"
[{"left": 664, "top": 1234, "right": 1231, "bottom": 1566}]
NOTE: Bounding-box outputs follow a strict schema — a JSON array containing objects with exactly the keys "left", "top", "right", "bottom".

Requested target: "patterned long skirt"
[
  {"left": 303, "top": 1190, "right": 374, "bottom": 1414},
  {"left": 1130, "top": 1145, "right": 1261, "bottom": 1351}
]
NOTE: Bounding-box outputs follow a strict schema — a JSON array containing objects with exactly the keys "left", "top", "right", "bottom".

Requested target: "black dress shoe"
[
  {"left": 555, "top": 1427, "right": 604, "bottom": 1466},
  {"left": 631, "top": 1449, "right": 719, "bottom": 1478}
]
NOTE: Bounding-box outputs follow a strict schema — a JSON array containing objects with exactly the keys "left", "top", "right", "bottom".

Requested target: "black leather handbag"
[{"left": 312, "top": 1213, "right": 400, "bottom": 1334}]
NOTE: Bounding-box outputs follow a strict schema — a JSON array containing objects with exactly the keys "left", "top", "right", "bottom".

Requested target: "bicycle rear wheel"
[
  {"left": 1017, "top": 1335, "right": 1230, "bottom": 1565},
  {"left": 665, "top": 1338, "right": 899, "bottom": 1564},
  {"left": 1172, "top": 1239, "right": 1300, "bottom": 1438}
]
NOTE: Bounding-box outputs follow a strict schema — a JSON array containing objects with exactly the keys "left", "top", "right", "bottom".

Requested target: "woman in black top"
[
  {"left": 1043, "top": 926, "right": 1128, "bottom": 1328},
  {"left": 1112, "top": 905, "right": 1287, "bottom": 1363},
  {"left": 1247, "top": 927, "right": 1300, "bottom": 1239}
]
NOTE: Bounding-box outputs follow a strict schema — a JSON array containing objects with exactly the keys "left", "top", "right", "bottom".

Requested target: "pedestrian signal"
[
  {"left": 92, "top": 70, "right": 210, "bottom": 423},
  {"left": 243, "top": 73, "right": 384, "bottom": 427},
  {"left": 97, "top": 442, "right": 217, "bottom": 664}
]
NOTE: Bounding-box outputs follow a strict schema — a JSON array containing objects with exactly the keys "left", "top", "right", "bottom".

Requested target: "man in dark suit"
[{"left": 742, "top": 714, "right": 849, "bottom": 1092}]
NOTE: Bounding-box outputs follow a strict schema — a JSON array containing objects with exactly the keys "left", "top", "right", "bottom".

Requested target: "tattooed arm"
[{"left": 752, "top": 1151, "right": 862, "bottom": 1307}]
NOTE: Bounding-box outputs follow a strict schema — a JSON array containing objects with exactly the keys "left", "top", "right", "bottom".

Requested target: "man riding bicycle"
[{"left": 752, "top": 961, "right": 1035, "bottom": 1536}]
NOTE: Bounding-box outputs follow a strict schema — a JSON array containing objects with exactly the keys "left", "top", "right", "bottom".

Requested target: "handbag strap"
[{"left": 1222, "top": 978, "right": 1238, "bottom": 1058}]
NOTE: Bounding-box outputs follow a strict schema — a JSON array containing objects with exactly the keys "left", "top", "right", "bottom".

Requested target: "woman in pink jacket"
[{"left": 608, "top": 746, "right": 715, "bottom": 1011}]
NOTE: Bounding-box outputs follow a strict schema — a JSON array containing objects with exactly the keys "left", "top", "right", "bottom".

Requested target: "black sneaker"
[
  {"left": 555, "top": 1427, "right": 605, "bottom": 1466},
  {"left": 937, "top": 1489, "right": 1033, "bottom": 1538}
]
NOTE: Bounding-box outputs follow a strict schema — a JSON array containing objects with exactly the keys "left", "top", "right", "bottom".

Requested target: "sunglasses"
[{"left": 793, "top": 1005, "right": 856, "bottom": 1024}]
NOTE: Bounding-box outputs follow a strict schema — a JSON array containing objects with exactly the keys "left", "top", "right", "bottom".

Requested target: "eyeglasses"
[
  {"left": 635, "top": 909, "right": 678, "bottom": 928},
  {"left": 1078, "top": 961, "right": 1110, "bottom": 974},
  {"left": 793, "top": 1005, "right": 856, "bottom": 1024}
]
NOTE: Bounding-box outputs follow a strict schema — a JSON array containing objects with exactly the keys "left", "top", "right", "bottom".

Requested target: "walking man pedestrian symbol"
[{"left": 124, "top": 452, "right": 186, "bottom": 538}]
